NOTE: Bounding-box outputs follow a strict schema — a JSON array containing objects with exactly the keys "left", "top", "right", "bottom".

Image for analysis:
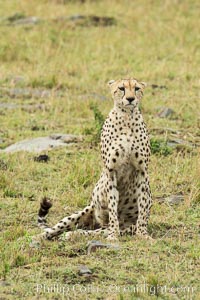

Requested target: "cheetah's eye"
[
  {"left": 135, "top": 87, "right": 140, "bottom": 92},
  {"left": 118, "top": 86, "right": 125, "bottom": 91}
]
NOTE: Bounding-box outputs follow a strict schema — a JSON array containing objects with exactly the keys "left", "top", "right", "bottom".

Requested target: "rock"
[
  {"left": 0, "top": 12, "right": 24, "bottom": 24},
  {"left": 156, "top": 194, "right": 184, "bottom": 205},
  {"left": 24, "top": 104, "right": 46, "bottom": 113},
  {"left": 157, "top": 107, "right": 175, "bottom": 118},
  {"left": 28, "top": 195, "right": 35, "bottom": 201},
  {"left": 150, "top": 127, "right": 181, "bottom": 135},
  {"left": 0, "top": 159, "right": 8, "bottom": 170},
  {"left": 29, "top": 240, "right": 41, "bottom": 249},
  {"left": 78, "top": 265, "right": 92, "bottom": 276},
  {"left": 7, "top": 12, "right": 25, "bottom": 22},
  {"left": 1, "top": 13, "right": 117, "bottom": 28},
  {"left": 1, "top": 134, "right": 83, "bottom": 153},
  {"left": 166, "top": 194, "right": 184, "bottom": 205},
  {"left": 31, "top": 124, "right": 45, "bottom": 131},
  {"left": 0, "top": 281, "right": 10, "bottom": 286},
  {"left": 0, "top": 13, "right": 41, "bottom": 26},
  {"left": 167, "top": 138, "right": 194, "bottom": 148},
  {"left": 80, "top": 15, "right": 116, "bottom": 26},
  {"left": 0, "top": 102, "right": 46, "bottom": 112},
  {"left": 9, "top": 16, "right": 40, "bottom": 26},
  {"left": 78, "top": 93, "right": 108, "bottom": 101},
  {"left": 87, "top": 240, "right": 120, "bottom": 255},
  {"left": 56, "top": 15, "right": 85, "bottom": 22},
  {"left": 54, "top": 15, "right": 117, "bottom": 27},
  {"left": 34, "top": 154, "right": 50, "bottom": 162},
  {"left": 1, "top": 137, "right": 57, "bottom": 153},
  {"left": 50, "top": 133, "right": 83, "bottom": 143},
  {"left": 9, "top": 75, "right": 25, "bottom": 86},
  {"left": 0, "top": 88, "right": 64, "bottom": 99},
  {"left": 0, "top": 103, "right": 19, "bottom": 109},
  {"left": 151, "top": 84, "right": 167, "bottom": 89}
]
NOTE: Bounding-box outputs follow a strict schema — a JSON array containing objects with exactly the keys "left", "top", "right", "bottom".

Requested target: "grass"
[{"left": 0, "top": 0, "right": 199, "bottom": 299}]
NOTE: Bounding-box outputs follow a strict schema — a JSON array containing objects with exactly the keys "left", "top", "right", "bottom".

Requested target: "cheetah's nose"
[{"left": 126, "top": 97, "right": 135, "bottom": 103}]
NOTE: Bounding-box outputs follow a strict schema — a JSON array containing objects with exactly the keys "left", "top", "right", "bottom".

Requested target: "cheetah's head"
[{"left": 108, "top": 78, "right": 146, "bottom": 111}]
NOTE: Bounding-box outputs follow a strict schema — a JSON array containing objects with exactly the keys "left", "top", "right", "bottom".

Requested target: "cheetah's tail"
[{"left": 38, "top": 197, "right": 52, "bottom": 229}]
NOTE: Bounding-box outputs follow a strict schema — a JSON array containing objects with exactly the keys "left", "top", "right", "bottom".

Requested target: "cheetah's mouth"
[{"left": 125, "top": 103, "right": 135, "bottom": 107}]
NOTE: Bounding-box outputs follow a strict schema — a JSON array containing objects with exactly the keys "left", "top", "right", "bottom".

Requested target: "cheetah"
[{"left": 37, "top": 78, "right": 152, "bottom": 241}]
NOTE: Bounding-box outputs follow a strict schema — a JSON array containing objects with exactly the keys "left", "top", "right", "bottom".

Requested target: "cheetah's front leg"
[
  {"left": 135, "top": 170, "right": 152, "bottom": 237},
  {"left": 106, "top": 171, "right": 120, "bottom": 240}
]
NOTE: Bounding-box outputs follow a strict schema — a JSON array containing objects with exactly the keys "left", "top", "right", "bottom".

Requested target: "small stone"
[
  {"left": 0, "top": 102, "right": 46, "bottom": 112},
  {"left": 22, "top": 104, "right": 46, "bottom": 113},
  {"left": 78, "top": 93, "right": 108, "bottom": 101},
  {"left": 54, "top": 15, "right": 83, "bottom": 23},
  {"left": 49, "top": 133, "right": 64, "bottom": 140},
  {"left": 10, "top": 75, "right": 25, "bottom": 86},
  {"left": 54, "top": 15, "right": 117, "bottom": 27},
  {"left": 0, "top": 103, "right": 19, "bottom": 109},
  {"left": 87, "top": 240, "right": 120, "bottom": 255},
  {"left": 86, "top": 15, "right": 116, "bottom": 27},
  {"left": 0, "top": 281, "right": 10, "bottom": 286},
  {"left": 157, "top": 107, "right": 175, "bottom": 118},
  {"left": 151, "top": 84, "right": 167, "bottom": 89},
  {"left": 29, "top": 240, "right": 41, "bottom": 249},
  {"left": 0, "top": 159, "right": 8, "bottom": 170},
  {"left": 0, "top": 12, "right": 25, "bottom": 25},
  {"left": 31, "top": 125, "right": 40, "bottom": 131},
  {"left": 34, "top": 154, "right": 50, "bottom": 162},
  {"left": 156, "top": 194, "right": 184, "bottom": 205},
  {"left": 50, "top": 133, "right": 83, "bottom": 143},
  {"left": 167, "top": 138, "right": 194, "bottom": 148},
  {"left": 166, "top": 194, "right": 184, "bottom": 205},
  {"left": 28, "top": 195, "right": 35, "bottom": 201},
  {"left": 7, "top": 12, "right": 25, "bottom": 22},
  {"left": 78, "top": 265, "right": 92, "bottom": 276},
  {"left": 0, "top": 87, "right": 63, "bottom": 99},
  {"left": 11, "top": 16, "right": 40, "bottom": 26}
]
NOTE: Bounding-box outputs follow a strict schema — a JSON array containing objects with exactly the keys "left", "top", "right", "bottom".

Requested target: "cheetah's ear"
[
  {"left": 140, "top": 82, "right": 147, "bottom": 89},
  {"left": 108, "top": 79, "right": 115, "bottom": 86}
]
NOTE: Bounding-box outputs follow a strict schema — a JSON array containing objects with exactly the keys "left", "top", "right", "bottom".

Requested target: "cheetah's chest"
[{"left": 102, "top": 126, "right": 149, "bottom": 173}]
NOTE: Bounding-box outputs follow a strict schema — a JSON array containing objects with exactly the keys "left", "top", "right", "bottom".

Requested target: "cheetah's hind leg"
[{"left": 37, "top": 197, "right": 96, "bottom": 240}]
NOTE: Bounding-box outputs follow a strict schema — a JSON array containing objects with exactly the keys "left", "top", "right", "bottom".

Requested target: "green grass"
[{"left": 0, "top": 0, "right": 199, "bottom": 299}]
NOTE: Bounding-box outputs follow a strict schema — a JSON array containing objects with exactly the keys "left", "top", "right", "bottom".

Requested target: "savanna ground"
[{"left": 0, "top": 0, "right": 199, "bottom": 299}]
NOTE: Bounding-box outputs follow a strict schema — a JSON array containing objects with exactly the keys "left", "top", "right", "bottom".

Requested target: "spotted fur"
[{"left": 36, "top": 78, "right": 152, "bottom": 241}]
